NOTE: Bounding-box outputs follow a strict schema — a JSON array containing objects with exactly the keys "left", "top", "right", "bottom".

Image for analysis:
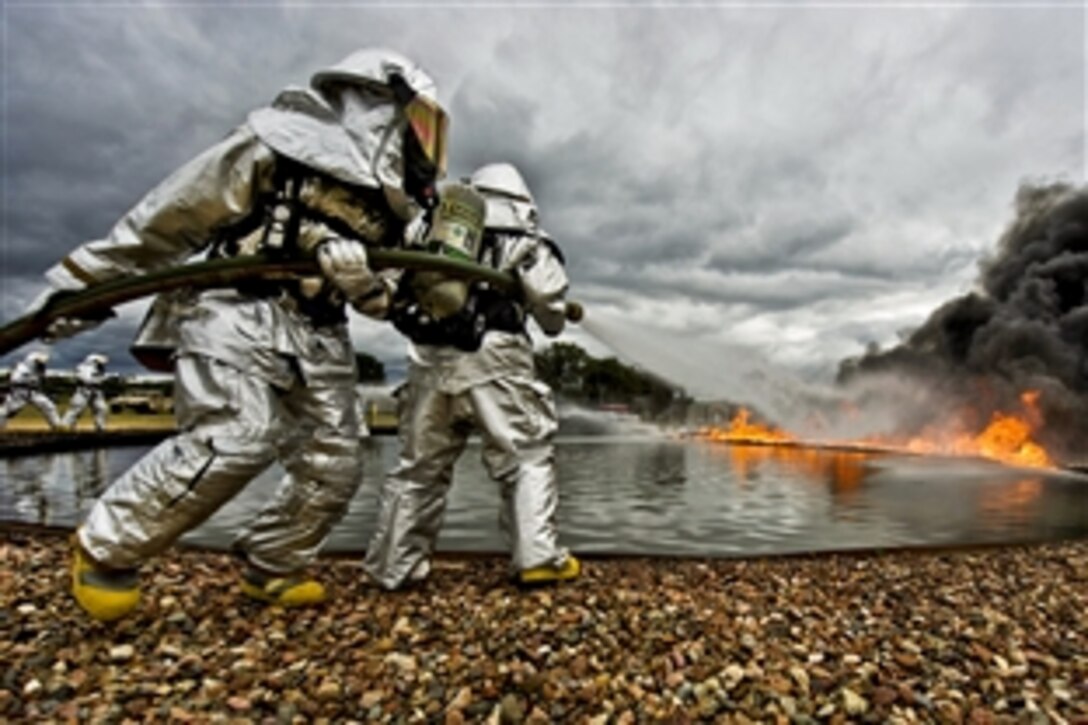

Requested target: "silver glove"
[
  {"left": 352, "top": 273, "right": 397, "bottom": 319},
  {"left": 317, "top": 238, "right": 379, "bottom": 302}
]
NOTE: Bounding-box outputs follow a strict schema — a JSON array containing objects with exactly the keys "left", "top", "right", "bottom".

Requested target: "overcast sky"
[{"left": 0, "top": 1, "right": 1083, "bottom": 388}]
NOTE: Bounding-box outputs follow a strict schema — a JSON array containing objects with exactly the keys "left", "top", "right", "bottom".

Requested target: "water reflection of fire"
[
  {"left": 726, "top": 445, "right": 870, "bottom": 498},
  {"left": 978, "top": 478, "right": 1044, "bottom": 517},
  {"left": 702, "top": 391, "right": 1055, "bottom": 469}
]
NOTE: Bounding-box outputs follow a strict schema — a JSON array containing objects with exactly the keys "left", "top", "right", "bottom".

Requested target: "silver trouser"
[
  {"left": 0, "top": 388, "right": 61, "bottom": 429},
  {"left": 62, "top": 388, "right": 108, "bottom": 430},
  {"left": 364, "top": 369, "right": 566, "bottom": 590},
  {"left": 79, "top": 352, "right": 362, "bottom": 573}
]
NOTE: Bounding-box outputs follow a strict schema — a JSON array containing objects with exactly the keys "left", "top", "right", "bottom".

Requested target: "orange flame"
[
  {"left": 703, "top": 408, "right": 794, "bottom": 445},
  {"left": 896, "top": 391, "right": 1052, "bottom": 468},
  {"left": 702, "top": 391, "right": 1054, "bottom": 469}
]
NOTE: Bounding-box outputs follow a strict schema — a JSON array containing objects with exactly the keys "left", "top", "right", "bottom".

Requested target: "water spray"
[{"left": 575, "top": 307, "right": 844, "bottom": 429}]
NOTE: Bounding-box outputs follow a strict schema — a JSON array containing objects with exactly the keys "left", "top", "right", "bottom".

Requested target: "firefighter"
[
  {"left": 0, "top": 350, "right": 62, "bottom": 430},
  {"left": 25, "top": 48, "right": 448, "bottom": 621},
  {"left": 61, "top": 353, "right": 110, "bottom": 431},
  {"left": 364, "top": 163, "right": 580, "bottom": 590}
]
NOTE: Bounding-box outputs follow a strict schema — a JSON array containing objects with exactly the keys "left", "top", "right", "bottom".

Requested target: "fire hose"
[{"left": 0, "top": 250, "right": 584, "bottom": 358}]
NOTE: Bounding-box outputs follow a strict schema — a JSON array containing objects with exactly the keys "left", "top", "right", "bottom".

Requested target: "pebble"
[
  {"left": 841, "top": 686, "right": 868, "bottom": 715},
  {"left": 316, "top": 679, "right": 341, "bottom": 701},
  {"left": 108, "top": 645, "right": 135, "bottom": 663},
  {"left": 226, "top": 696, "right": 250, "bottom": 711},
  {"left": 500, "top": 693, "right": 526, "bottom": 723},
  {"left": 447, "top": 686, "right": 472, "bottom": 711},
  {"left": 0, "top": 532, "right": 1084, "bottom": 723},
  {"left": 788, "top": 665, "right": 810, "bottom": 695},
  {"left": 722, "top": 663, "right": 746, "bottom": 689}
]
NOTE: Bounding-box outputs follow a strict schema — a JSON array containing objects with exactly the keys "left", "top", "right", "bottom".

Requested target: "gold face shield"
[{"left": 403, "top": 94, "right": 449, "bottom": 180}]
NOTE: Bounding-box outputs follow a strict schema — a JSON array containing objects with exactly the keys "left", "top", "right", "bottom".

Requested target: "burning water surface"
[
  {"left": 700, "top": 389, "right": 1053, "bottom": 470},
  {"left": 583, "top": 183, "right": 1088, "bottom": 471}
]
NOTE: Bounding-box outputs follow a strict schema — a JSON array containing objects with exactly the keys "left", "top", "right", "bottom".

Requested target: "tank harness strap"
[
  {"left": 261, "top": 159, "right": 305, "bottom": 257},
  {"left": 209, "top": 158, "right": 347, "bottom": 327}
]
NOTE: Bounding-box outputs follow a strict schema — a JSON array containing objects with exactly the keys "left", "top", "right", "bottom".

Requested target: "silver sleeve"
[
  {"left": 43, "top": 125, "right": 278, "bottom": 291},
  {"left": 517, "top": 237, "right": 569, "bottom": 337}
]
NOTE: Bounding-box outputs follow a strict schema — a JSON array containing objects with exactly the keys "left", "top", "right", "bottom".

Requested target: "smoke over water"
[
  {"left": 839, "top": 182, "right": 1088, "bottom": 461},
  {"left": 581, "top": 182, "right": 1088, "bottom": 464}
]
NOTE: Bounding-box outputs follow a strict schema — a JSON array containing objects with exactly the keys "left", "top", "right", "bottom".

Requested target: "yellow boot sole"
[
  {"left": 240, "top": 574, "right": 327, "bottom": 607},
  {"left": 519, "top": 555, "right": 582, "bottom": 586},
  {"left": 71, "top": 540, "right": 140, "bottom": 622}
]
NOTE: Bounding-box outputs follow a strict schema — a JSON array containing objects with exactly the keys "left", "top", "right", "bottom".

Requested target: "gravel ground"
[{"left": 1, "top": 531, "right": 1085, "bottom": 723}]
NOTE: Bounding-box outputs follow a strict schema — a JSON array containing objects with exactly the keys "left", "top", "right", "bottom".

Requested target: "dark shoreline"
[
  {"left": 1, "top": 530, "right": 1084, "bottom": 722},
  {"left": 0, "top": 430, "right": 172, "bottom": 458},
  {"left": 0, "top": 427, "right": 399, "bottom": 458}
]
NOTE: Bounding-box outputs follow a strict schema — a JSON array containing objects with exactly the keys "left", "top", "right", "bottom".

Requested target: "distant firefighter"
[
  {"left": 62, "top": 353, "right": 110, "bottom": 431},
  {"left": 0, "top": 351, "right": 62, "bottom": 430}
]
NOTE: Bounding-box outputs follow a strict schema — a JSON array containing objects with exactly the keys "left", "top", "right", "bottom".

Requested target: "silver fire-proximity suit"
[
  {"left": 365, "top": 163, "right": 574, "bottom": 589},
  {"left": 61, "top": 354, "right": 109, "bottom": 431},
  {"left": 0, "top": 351, "right": 62, "bottom": 429},
  {"left": 31, "top": 49, "right": 444, "bottom": 578}
]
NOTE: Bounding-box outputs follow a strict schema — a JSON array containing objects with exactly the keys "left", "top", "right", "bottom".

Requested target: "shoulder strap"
[{"left": 261, "top": 156, "right": 306, "bottom": 257}]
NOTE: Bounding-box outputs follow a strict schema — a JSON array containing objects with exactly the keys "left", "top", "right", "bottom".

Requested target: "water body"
[{"left": 1, "top": 436, "right": 1086, "bottom": 557}]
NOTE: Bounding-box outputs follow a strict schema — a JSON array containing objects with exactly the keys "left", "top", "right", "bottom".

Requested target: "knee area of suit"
[{"left": 295, "top": 437, "right": 362, "bottom": 483}]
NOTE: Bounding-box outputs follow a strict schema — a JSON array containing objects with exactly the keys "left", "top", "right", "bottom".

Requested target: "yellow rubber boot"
[
  {"left": 240, "top": 568, "right": 327, "bottom": 607},
  {"left": 518, "top": 555, "right": 582, "bottom": 587},
  {"left": 71, "top": 539, "right": 140, "bottom": 622}
]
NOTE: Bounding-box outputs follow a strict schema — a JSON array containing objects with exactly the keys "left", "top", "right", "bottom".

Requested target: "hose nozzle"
[{"left": 565, "top": 301, "right": 584, "bottom": 323}]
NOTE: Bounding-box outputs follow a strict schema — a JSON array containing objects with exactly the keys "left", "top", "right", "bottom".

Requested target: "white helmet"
[
  {"left": 470, "top": 163, "right": 539, "bottom": 232},
  {"left": 311, "top": 48, "right": 438, "bottom": 103},
  {"left": 471, "top": 163, "right": 534, "bottom": 203},
  {"left": 86, "top": 353, "right": 108, "bottom": 367},
  {"left": 250, "top": 48, "right": 447, "bottom": 219}
]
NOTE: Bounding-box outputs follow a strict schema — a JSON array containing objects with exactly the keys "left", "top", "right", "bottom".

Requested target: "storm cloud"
[{"left": 1, "top": 3, "right": 1083, "bottom": 387}]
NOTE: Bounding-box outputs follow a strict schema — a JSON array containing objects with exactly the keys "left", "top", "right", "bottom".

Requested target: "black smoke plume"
[{"left": 838, "top": 182, "right": 1088, "bottom": 461}]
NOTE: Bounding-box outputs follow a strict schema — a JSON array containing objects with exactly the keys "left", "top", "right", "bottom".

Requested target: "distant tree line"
[
  {"left": 534, "top": 342, "right": 691, "bottom": 422},
  {"left": 355, "top": 352, "right": 385, "bottom": 383}
]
